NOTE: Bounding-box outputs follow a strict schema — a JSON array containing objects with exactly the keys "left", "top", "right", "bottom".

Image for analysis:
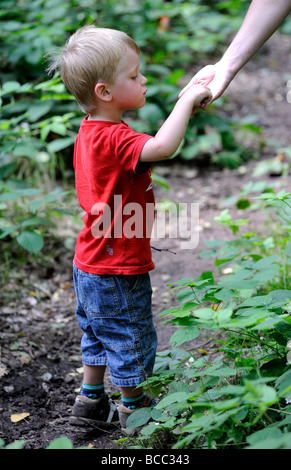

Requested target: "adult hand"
[
  {"left": 178, "top": 0, "right": 291, "bottom": 111},
  {"left": 179, "top": 61, "right": 235, "bottom": 109}
]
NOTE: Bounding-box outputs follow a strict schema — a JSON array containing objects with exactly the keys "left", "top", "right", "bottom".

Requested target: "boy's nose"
[{"left": 141, "top": 75, "right": 148, "bottom": 85}]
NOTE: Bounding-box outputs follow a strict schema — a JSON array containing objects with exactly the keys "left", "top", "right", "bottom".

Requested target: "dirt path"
[{"left": 0, "top": 33, "right": 290, "bottom": 450}]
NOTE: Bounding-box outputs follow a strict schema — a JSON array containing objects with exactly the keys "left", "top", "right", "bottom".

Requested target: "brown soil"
[{"left": 1, "top": 33, "right": 290, "bottom": 451}]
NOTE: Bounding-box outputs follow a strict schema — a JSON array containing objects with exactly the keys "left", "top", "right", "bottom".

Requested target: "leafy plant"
[
  {"left": 0, "top": 76, "right": 78, "bottom": 256},
  {"left": 0, "top": 184, "right": 70, "bottom": 254},
  {"left": 126, "top": 187, "right": 291, "bottom": 449},
  {"left": 0, "top": 77, "right": 79, "bottom": 182}
]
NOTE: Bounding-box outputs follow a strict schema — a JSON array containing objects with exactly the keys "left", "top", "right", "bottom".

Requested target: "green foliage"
[
  {"left": 1, "top": 0, "right": 249, "bottom": 82},
  {"left": 0, "top": 0, "right": 259, "bottom": 257},
  {"left": 2, "top": 0, "right": 291, "bottom": 451},
  {"left": 0, "top": 438, "right": 26, "bottom": 449},
  {"left": 0, "top": 0, "right": 260, "bottom": 257},
  {"left": 0, "top": 77, "right": 79, "bottom": 180},
  {"left": 0, "top": 435, "right": 86, "bottom": 449},
  {"left": 126, "top": 188, "right": 291, "bottom": 449},
  {"left": 1, "top": 0, "right": 258, "bottom": 182},
  {"left": 0, "top": 75, "right": 78, "bottom": 256},
  {"left": 0, "top": 184, "right": 70, "bottom": 254}
]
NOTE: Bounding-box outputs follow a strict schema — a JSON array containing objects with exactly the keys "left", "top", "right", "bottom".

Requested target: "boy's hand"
[
  {"left": 179, "top": 65, "right": 215, "bottom": 99},
  {"left": 140, "top": 83, "right": 212, "bottom": 163},
  {"left": 180, "top": 83, "right": 212, "bottom": 113}
]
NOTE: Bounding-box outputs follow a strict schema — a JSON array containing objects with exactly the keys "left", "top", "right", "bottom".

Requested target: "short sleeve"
[{"left": 110, "top": 122, "right": 153, "bottom": 174}]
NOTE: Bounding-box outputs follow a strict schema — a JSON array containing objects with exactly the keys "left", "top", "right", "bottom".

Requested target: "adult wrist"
[{"left": 215, "top": 57, "right": 238, "bottom": 80}]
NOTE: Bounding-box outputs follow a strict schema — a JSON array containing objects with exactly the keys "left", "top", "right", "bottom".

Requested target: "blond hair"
[{"left": 46, "top": 25, "right": 140, "bottom": 114}]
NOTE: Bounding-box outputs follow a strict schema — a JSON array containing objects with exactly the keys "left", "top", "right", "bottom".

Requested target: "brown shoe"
[
  {"left": 69, "top": 394, "right": 119, "bottom": 428},
  {"left": 118, "top": 395, "right": 156, "bottom": 436}
]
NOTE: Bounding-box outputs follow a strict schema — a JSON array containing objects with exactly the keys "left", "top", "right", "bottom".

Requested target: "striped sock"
[
  {"left": 81, "top": 382, "right": 104, "bottom": 399},
  {"left": 122, "top": 391, "right": 145, "bottom": 409}
]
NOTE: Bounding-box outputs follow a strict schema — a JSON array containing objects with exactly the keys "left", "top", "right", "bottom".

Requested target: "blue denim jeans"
[{"left": 73, "top": 263, "right": 157, "bottom": 387}]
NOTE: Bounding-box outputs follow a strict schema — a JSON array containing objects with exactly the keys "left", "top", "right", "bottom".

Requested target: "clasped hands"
[{"left": 179, "top": 61, "right": 234, "bottom": 113}]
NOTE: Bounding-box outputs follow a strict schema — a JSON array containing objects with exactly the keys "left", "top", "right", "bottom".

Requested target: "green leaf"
[
  {"left": 214, "top": 288, "right": 234, "bottom": 302},
  {"left": 47, "top": 137, "right": 75, "bottom": 153},
  {"left": 16, "top": 231, "right": 44, "bottom": 253},
  {"left": 275, "top": 369, "right": 291, "bottom": 397},
  {"left": 207, "top": 365, "right": 237, "bottom": 377},
  {"left": 211, "top": 397, "right": 240, "bottom": 410},
  {"left": 183, "top": 410, "right": 230, "bottom": 434},
  {"left": 176, "top": 288, "right": 195, "bottom": 303},
  {"left": 12, "top": 142, "right": 36, "bottom": 159},
  {"left": 0, "top": 162, "right": 17, "bottom": 179},
  {"left": 193, "top": 307, "right": 213, "bottom": 320},
  {"left": 218, "top": 268, "right": 251, "bottom": 287},
  {"left": 4, "top": 440, "right": 26, "bottom": 449},
  {"left": 216, "top": 307, "right": 233, "bottom": 323},
  {"left": 170, "top": 326, "right": 200, "bottom": 347},
  {"left": 156, "top": 392, "right": 190, "bottom": 409},
  {"left": 260, "top": 359, "right": 287, "bottom": 378},
  {"left": 181, "top": 134, "right": 220, "bottom": 160},
  {"left": 1, "top": 81, "right": 21, "bottom": 95},
  {"left": 236, "top": 198, "right": 251, "bottom": 210},
  {"left": 0, "top": 188, "right": 43, "bottom": 201},
  {"left": 255, "top": 255, "right": 279, "bottom": 269},
  {"left": 247, "top": 426, "right": 282, "bottom": 446},
  {"left": 46, "top": 436, "right": 74, "bottom": 449},
  {"left": 0, "top": 225, "right": 19, "bottom": 239},
  {"left": 275, "top": 322, "right": 291, "bottom": 340},
  {"left": 213, "top": 151, "right": 242, "bottom": 169},
  {"left": 20, "top": 218, "right": 51, "bottom": 228},
  {"left": 243, "top": 382, "right": 278, "bottom": 406},
  {"left": 240, "top": 290, "right": 291, "bottom": 309},
  {"left": 140, "top": 421, "right": 163, "bottom": 436},
  {"left": 252, "top": 264, "right": 280, "bottom": 283},
  {"left": 199, "top": 249, "right": 217, "bottom": 259},
  {"left": 27, "top": 101, "right": 53, "bottom": 122},
  {"left": 193, "top": 271, "right": 214, "bottom": 288},
  {"left": 139, "top": 103, "right": 164, "bottom": 123},
  {"left": 151, "top": 172, "right": 170, "bottom": 191},
  {"left": 125, "top": 407, "right": 152, "bottom": 430},
  {"left": 246, "top": 433, "right": 291, "bottom": 449}
]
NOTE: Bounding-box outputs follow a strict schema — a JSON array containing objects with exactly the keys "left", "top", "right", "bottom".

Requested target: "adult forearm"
[{"left": 220, "top": 0, "right": 291, "bottom": 76}]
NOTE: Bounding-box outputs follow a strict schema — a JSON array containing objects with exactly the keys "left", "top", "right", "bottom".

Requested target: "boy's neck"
[{"left": 88, "top": 108, "right": 123, "bottom": 123}]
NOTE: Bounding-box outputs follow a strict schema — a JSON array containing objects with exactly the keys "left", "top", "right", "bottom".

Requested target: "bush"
[{"left": 126, "top": 188, "right": 291, "bottom": 449}]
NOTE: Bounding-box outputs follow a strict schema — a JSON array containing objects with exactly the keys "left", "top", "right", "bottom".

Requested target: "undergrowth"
[{"left": 121, "top": 186, "right": 291, "bottom": 450}]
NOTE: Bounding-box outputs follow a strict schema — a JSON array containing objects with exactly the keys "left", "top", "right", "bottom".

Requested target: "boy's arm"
[{"left": 139, "top": 84, "right": 212, "bottom": 163}]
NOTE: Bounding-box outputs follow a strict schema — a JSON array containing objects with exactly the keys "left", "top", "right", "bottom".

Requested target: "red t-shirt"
[{"left": 73, "top": 117, "right": 155, "bottom": 275}]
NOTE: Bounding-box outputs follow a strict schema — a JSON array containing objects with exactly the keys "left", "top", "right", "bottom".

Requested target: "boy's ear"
[{"left": 94, "top": 83, "right": 112, "bottom": 102}]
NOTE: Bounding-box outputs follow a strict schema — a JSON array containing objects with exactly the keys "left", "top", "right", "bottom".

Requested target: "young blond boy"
[{"left": 47, "top": 25, "right": 211, "bottom": 434}]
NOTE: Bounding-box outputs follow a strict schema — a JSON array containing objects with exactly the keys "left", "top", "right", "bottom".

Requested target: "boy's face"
[{"left": 108, "top": 48, "right": 148, "bottom": 112}]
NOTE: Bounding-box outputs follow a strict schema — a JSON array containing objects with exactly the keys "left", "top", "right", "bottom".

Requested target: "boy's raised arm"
[{"left": 139, "top": 84, "right": 212, "bottom": 163}]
